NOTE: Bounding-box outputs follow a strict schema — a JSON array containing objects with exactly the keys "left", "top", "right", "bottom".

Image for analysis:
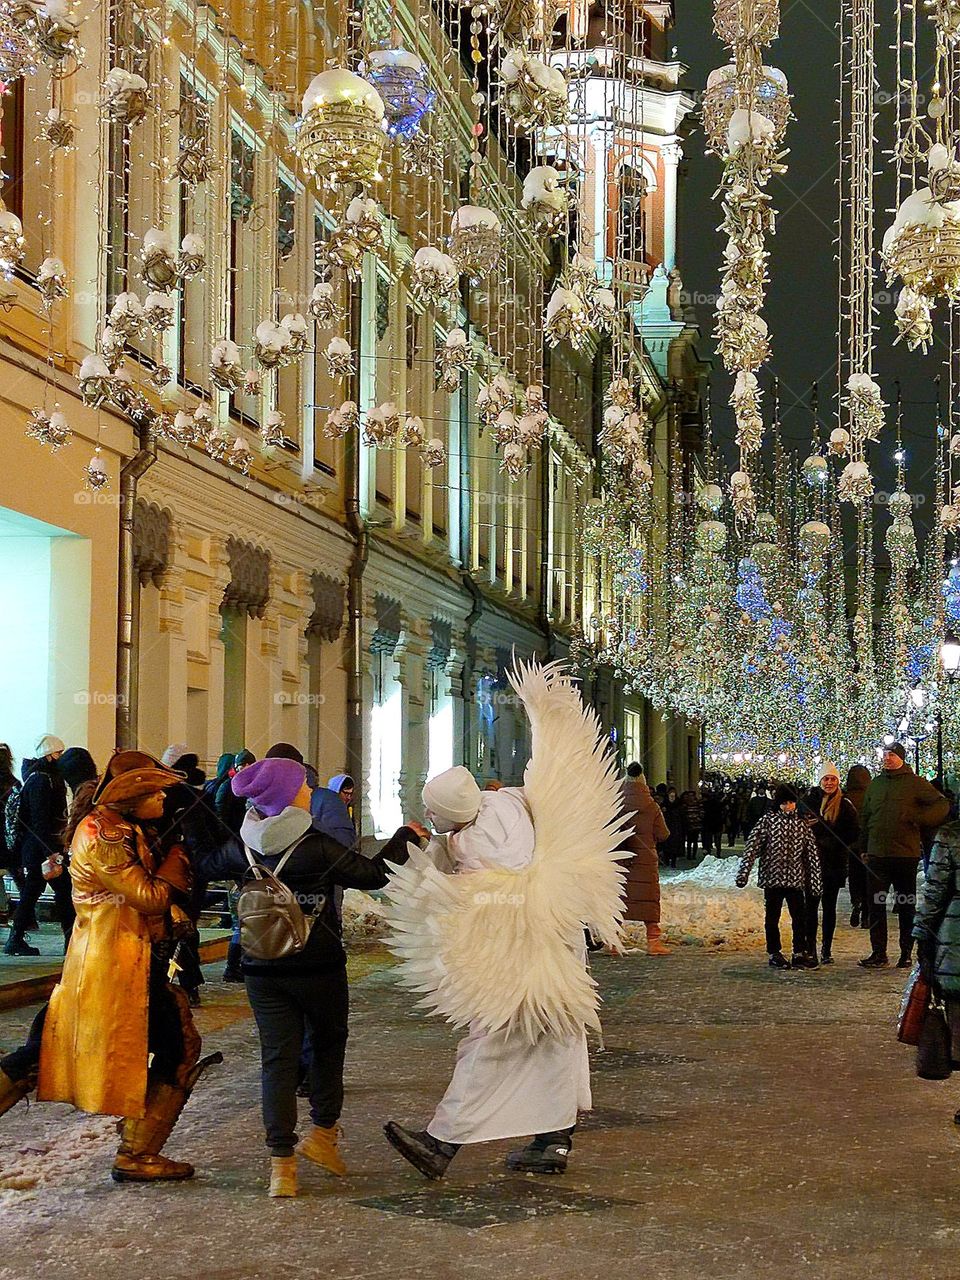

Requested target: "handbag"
[
  {"left": 917, "top": 1000, "right": 953, "bottom": 1080},
  {"left": 898, "top": 964, "right": 932, "bottom": 1046}
]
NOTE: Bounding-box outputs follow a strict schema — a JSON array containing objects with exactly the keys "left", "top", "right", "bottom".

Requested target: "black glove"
[{"left": 916, "top": 937, "right": 936, "bottom": 980}]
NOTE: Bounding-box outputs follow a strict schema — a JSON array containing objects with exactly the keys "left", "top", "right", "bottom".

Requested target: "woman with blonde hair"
[{"left": 804, "top": 763, "right": 859, "bottom": 964}]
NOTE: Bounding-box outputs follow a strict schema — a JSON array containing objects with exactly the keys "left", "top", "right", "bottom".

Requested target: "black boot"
[
  {"left": 383, "top": 1122, "right": 459, "bottom": 1180},
  {"left": 4, "top": 933, "right": 40, "bottom": 957},
  {"left": 768, "top": 951, "right": 790, "bottom": 969},
  {"left": 506, "top": 1128, "right": 574, "bottom": 1174},
  {"left": 222, "top": 942, "right": 244, "bottom": 983},
  {"left": 850, "top": 907, "right": 860, "bottom": 928}
]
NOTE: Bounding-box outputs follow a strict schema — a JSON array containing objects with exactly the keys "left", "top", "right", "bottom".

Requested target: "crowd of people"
[{"left": 4, "top": 706, "right": 960, "bottom": 1197}]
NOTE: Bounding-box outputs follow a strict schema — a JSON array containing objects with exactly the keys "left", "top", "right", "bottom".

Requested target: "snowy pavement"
[{"left": 0, "top": 925, "right": 957, "bottom": 1279}]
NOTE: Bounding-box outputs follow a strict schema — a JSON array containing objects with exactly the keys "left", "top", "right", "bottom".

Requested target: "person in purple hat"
[{"left": 182, "top": 756, "right": 426, "bottom": 1198}]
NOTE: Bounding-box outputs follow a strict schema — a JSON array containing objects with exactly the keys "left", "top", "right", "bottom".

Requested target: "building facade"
[{"left": 0, "top": 0, "right": 703, "bottom": 834}]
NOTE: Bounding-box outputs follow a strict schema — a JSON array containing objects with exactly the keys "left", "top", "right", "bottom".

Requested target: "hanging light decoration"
[
  {"left": 297, "top": 68, "right": 386, "bottom": 189},
  {"left": 449, "top": 204, "right": 502, "bottom": 279},
  {"left": 363, "top": 48, "right": 434, "bottom": 140},
  {"left": 521, "top": 165, "right": 569, "bottom": 235},
  {"left": 498, "top": 47, "right": 568, "bottom": 131}
]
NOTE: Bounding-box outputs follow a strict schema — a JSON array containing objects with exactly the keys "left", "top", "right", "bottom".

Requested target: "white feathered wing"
[{"left": 382, "top": 657, "right": 630, "bottom": 1044}]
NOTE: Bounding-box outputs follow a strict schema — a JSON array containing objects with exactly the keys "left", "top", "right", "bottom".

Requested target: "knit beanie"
[
  {"left": 232, "top": 757, "right": 306, "bottom": 816},
  {"left": 160, "top": 743, "right": 189, "bottom": 768},
  {"left": 422, "top": 765, "right": 482, "bottom": 827},
  {"left": 58, "top": 747, "right": 97, "bottom": 790},
  {"left": 814, "top": 761, "right": 840, "bottom": 787},
  {"left": 35, "top": 734, "right": 65, "bottom": 757},
  {"left": 264, "top": 742, "right": 303, "bottom": 763},
  {"left": 884, "top": 742, "right": 907, "bottom": 762}
]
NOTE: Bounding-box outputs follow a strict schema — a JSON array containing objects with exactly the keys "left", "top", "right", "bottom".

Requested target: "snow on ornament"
[
  {"left": 435, "top": 327, "right": 471, "bottom": 392},
  {"left": 210, "top": 337, "right": 244, "bottom": 391},
  {"left": 78, "top": 353, "right": 114, "bottom": 406},
  {"left": 324, "top": 195, "right": 382, "bottom": 277},
  {"left": 730, "top": 469, "right": 756, "bottom": 523},
  {"left": 545, "top": 284, "right": 589, "bottom": 348},
  {"left": 799, "top": 520, "right": 831, "bottom": 558},
  {"left": 476, "top": 373, "right": 514, "bottom": 425},
  {"left": 0, "top": 205, "right": 24, "bottom": 276},
  {"left": 280, "top": 312, "right": 309, "bottom": 360},
  {"left": 731, "top": 369, "right": 763, "bottom": 453},
  {"left": 410, "top": 245, "right": 459, "bottom": 312},
  {"left": 592, "top": 288, "right": 617, "bottom": 332},
  {"left": 696, "top": 519, "right": 727, "bottom": 553},
  {"left": 401, "top": 414, "right": 425, "bottom": 447},
  {"left": 883, "top": 172, "right": 960, "bottom": 304},
  {"left": 362, "top": 48, "right": 434, "bottom": 140},
  {"left": 83, "top": 448, "right": 109, "bottom": 491},
  {"left": 843, "top": 372, "right": 886, "bottom": 444},
  {"left": 102, "top": 67, "right": 149, "bottom": 125},
  {"left": 143, "top": 291, "right": 174, "bottom": 333},
  {"left": 42, "top": 107, "right": 74, "bottom": 148},
  {"left": 0, "top": 0, "right": 41, "bottom": 80},
  {"left": 254, "top": 319, "right": 290, "bottom": 369},
  {"left": 703, "top": 64, "right": 790, "bottom": 153},
  {"left": 108, "top": 291, "right": 144, "bottom": 341},
  {"left": 516, "top": 410, "right": 547, "bottom": 447},
  {"left": 500, "top": 441, "right": 528, "bottom": 479},
  {"left": 36, "top": 255, "right": 67, "bottom": 306},
  {"left": 140, "top": 228, "right": 178, "bottom": 290},
  {"left": 802, "top": 453, "right": 828, "bottom": 486},
  {"left": 297, "top": 68, "right": 386, "bottom": 189},
  {"left": 725, "top": 107, "right": 777, "bottom": 157},
  {"left": 323, "top": 399, "right": 358, "bottom": 438},
  {"left": 308, "top": 281, "right": 341, "bottom": 326},
  {"left": 828, "top": 426, "right": 850, "bottom": 457},
  {"left": 25, "top": 404, "right": 70, "bottom": 449},
  {"left": 894, "top": 286, "right": 934, "bottom": 352},
  {"left": 499, "top": 48, "right": 568, "bottom": 131},
  {"left": 204, "top": 421, "right": 232, "bottom": 462},
  {"left": 421, "top": 436, "right": 446, "bottom": 468},
  {"left": 261, "top": 410, "right": 287, "bottom": 450},
  {"left": 449, "top": 205, "right": 501, "bottom": 280},
  {"left": 229, "top": 434, "right": 254, "bottom": 475},
  {"left": 325, "top": 336, "right": 354, "bottom": 380},
  {"left": 492, "top": 410, "right": 518, "bottom": 446},
  {"left": 34, "top": 0, "right": 81, "bottom": 65},
  {"left": 717, "top": 308, "right": 768, "bottom": 372},
  {"left": 242, "top": 369, "right": 262, "bottom": 397},
  {"left": 363, "top": 402, "right": 400, "bottom": 445},
  {"left": 521, "top": 164, "right": 568, "bottom": 235},
  {"left": 838, "top": 459, "right": 873, "bottom": 503},
  {"left": 941, "top": 503, "right": 960, "bottom": 531},
  {"left": 177, "top": 233, "right": 205, "bottom": 279},
  {"left": 170, "top": 410, "right": 197, "bottom": 445}
]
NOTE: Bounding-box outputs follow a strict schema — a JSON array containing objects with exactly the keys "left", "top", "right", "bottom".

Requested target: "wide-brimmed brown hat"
[
  {"left": 98, "top": 766, "right": 182, "bottom": 811},
  {"left": 92, "top": 749, "right": 176, "bottom": 802}
]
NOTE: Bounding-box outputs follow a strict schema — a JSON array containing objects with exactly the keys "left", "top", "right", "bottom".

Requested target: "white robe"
[{"left": 427, "top": 788, "right": 592, "bottom": 1145}]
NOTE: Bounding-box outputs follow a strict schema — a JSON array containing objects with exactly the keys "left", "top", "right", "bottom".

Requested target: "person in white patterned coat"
[{"left": 736, "top": 784, "right": 822, "bottom": 970}]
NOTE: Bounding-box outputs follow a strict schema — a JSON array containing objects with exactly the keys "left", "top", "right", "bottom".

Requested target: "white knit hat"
[
  {"left": 161, "top": 742, "right": 190, "bottom": 767},
  {"left": 422, "top": 765, "right": 482, "bottom": 827},
  {"left": 35, "top": 734, "right": 65, "bottom": 757},
  {"left": 814, "top": 760, "right": 840, "bottom": 786}
]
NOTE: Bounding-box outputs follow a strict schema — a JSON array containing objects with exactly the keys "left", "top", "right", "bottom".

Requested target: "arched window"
[{"left": 616, "top": 165, "right": 648, "bottom": 264}]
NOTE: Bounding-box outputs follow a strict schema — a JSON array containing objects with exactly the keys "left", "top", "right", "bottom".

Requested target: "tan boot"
[
  {"left": 269, "top": 1155, "right": 298, "bottom": 1197},
  {"left": 298, "top": 1123, "right": 347, "bottom": 1176},
  {"left": 646, "top": 923, "right": 672, "bottom": 956},
  {"left": 112, "top": 1082, "right": 195, "bottom": 1183},
  {"left": 0, "top": 1067, "right": 35, "bottom": 1119}
]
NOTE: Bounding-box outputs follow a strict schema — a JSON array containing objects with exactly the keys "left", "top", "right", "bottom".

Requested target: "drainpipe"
[
  {"left": 538, "top": 240, "right": 564, "bottom": 660},
  {"left": 345, "top": 279, "right": 367, "bottom": 833},
  {"left": 116, "top": 417, "right": 157, "bottom": 749}
]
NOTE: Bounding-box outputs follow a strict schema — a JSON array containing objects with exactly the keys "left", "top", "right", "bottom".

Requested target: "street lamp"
[{"left": 937, "top": 633, "right": 960, "bottom": 780}]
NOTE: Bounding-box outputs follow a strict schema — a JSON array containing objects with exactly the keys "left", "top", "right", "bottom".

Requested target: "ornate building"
[{"left": 0, "top": 0, "right": 704, "bottom": 836}]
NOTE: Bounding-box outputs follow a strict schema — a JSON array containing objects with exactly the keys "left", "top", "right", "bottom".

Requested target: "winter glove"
[{"left": 735, "top": 872, "right": 748, "bottom": 889}]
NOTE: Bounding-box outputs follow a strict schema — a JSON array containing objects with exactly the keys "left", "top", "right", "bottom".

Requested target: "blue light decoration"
[
  {"left": 944, "top": 564, "right": 960, "bottom": 625},
  {"left": 364, "top": 49, "right": 435, "bottom": 140},
  {"left": 735, "top": 557, "right": 771, "bottom": 622}
]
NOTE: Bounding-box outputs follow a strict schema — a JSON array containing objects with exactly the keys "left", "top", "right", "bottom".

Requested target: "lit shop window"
[{"left": 370, "top": 650, "right": 403, "bottom": 836}]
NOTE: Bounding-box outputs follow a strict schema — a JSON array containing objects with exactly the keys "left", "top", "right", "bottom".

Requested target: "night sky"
[{"left": 674, "top": 0, "right": 947, "bottom": 525}]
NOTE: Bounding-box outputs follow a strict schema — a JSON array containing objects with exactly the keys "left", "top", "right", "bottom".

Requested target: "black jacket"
[
  {"left": 15, "top": 756, "right": 67, "bottom": 870},
  {"left": 914, "top": 823, "right": 960, "bottom": 995},
  {"left": 185, "top": 806, "right": 415, "bottom": 973},
  {"left": 803, "top": 787, "right": 860, "bottom": 883}
]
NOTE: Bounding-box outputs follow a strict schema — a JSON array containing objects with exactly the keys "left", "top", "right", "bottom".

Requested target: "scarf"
[{"left": 820, "top": 787, "right": 842, "bottom": 825}]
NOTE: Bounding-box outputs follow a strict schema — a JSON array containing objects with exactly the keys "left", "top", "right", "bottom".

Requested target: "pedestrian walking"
[
  {"left": 844, "top": 763, "right": 872, "bottom": 929},
  {"left": 701, "top": 785, "right": 725, "bottom": 858},
  {"left": 803, "top": 763, "right": 859, "bottom": 964},
  {"left": 681, "top": 787, "right": 703, "bottom": 860},
  {"left": 858, "top": 743, "right": 950, "bottom": 970},
  {"left": 744, "top": 784, "right": 771, "bottom": 836},
  {"left": 619, "top": 763, "right": 671, "bottom": 956},
  {"left": 663, "top": 785, "right": 684, "bottom": 868},
  {"left": 913, "top": 820, "right": 960, "bottom": 1119},
  {"left": 736, "top": 783, "right": 822, "bottom": 970},
  {"left": 4, "top": 734, "right": 68, "bottom": 956},
  {"left": 185, "top": 756, "right": 421, "bottom": 1197},
  {"left": 0, "top": 745, "right": 20, "bottom": 922}
]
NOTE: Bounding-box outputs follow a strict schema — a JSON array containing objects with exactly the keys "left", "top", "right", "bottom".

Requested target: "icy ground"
[{"left": 0, "top": 934, "right": 955, "bottom": 1280}]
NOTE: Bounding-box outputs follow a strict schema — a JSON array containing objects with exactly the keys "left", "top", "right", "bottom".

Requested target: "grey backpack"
[{"left": 237, "top": 837, "right": 325, "bottom": 961}]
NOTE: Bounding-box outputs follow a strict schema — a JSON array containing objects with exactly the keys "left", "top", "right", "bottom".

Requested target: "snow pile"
[
  {"left": 342, "top": 888, "right": 388, "bottom": 941},
  {"left": 0, "top": 1115, "right": 116, "bottom": 1201}
]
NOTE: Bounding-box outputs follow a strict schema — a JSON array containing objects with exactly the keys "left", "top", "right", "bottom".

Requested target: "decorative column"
[
  {"left": 660, "top": 142, "right": 682, "bottom": 273},
  {"left": 205, "top": 535, "right": 232, "bottom": 761},
  {"left": 394, "top": 621, "right": 428, "bottom": 820}
]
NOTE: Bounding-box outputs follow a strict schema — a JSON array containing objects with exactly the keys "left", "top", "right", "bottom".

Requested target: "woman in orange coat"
[{"left": 619, "top": 763, "right": 671, "bottom": 955}]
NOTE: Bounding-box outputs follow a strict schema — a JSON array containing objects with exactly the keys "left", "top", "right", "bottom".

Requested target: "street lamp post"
[{"left": 938, "top": 634, "right": 960, "bottom": 781}]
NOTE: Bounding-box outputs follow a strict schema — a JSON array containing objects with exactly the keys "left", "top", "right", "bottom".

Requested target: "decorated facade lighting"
[{"left": 297, "top": 68, "right": 386, "bottom": 189}]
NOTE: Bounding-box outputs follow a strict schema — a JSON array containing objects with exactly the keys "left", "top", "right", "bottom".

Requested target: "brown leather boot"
[
  {"left": 112, "top": 1082, "right": 195, "bottom": 1182},
  {"left": 0, "top": 1066, "right": 35, "bottom": 1119},
  {"left": 646, "top": 923, "right": 672, "bottom": 955}
]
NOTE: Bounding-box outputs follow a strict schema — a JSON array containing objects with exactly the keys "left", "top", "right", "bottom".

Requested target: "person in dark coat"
[
  {"left": 701, "top": 786, "right": 725, "bottom": 858},
  {"left": 844, "top": 763, "right": 872, "bottom": 929},
  {"left": 203, "top": 753, "right": 233, "bottom": 807},
  {"left": 736, "top": 783, "right": 822, "bottom": 969},
  {"left": 619, "top": 763, "right": 671, "bottom": 954},
  {"left": 858, "top": 743, "right": 950, "bottom": 969},
  {"left": 5, "top": 735, "right": 68, "bottom": 956},
  {"left": 0, "top": 745, "right": 21, "bottom": 922},
  {"left": 744, "top": 785, "right": 771, "bottom": 836},
  {"left": 215, "top": 749, "right": 256, "bottom": 836},
  {"left": 662, "top": 785, "right": 684, "bottom": 868},
  {"left": 680, "top": 788, "right": 703, "bottom": 860},
  {"left": 913, "top": 821, "right": 960, "bottom": 1113},
  {"left": 803, "top": 763, "right": 860, "bottom": 964},
  {"left": 182, "top": 756, "right": 423, "bottom": 1197}
]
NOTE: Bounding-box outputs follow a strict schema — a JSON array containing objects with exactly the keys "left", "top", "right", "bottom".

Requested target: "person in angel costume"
[{"left": 382, "top": 659, "right": 628, "bottom": 1179}]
